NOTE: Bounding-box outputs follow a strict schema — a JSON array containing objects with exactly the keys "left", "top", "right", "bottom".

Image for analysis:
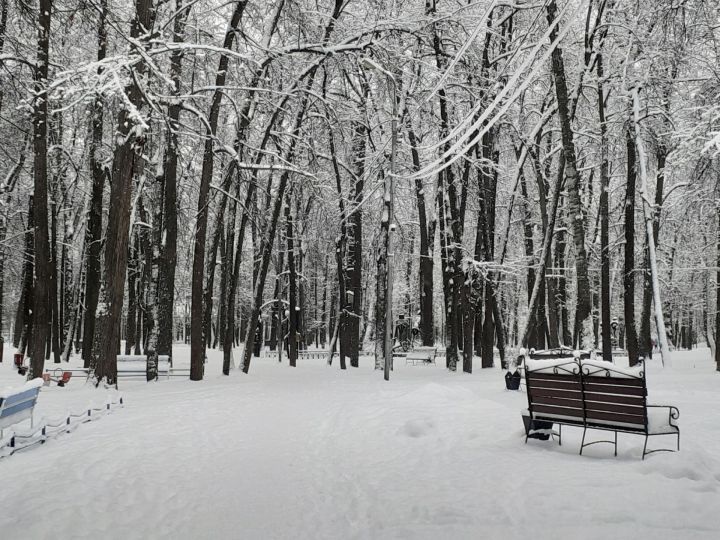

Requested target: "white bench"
[
  {"left": 0, "top": 379, "right": 43, "bottom": 439},
  {"left": 406, "top": 347, "right": 438, "bottom": 365},
  {"left": 117, "top": 355, "right": 171, "bottom": 365},
  {"left": 116, "top": 358, "right": 171, "bottom": 378}
]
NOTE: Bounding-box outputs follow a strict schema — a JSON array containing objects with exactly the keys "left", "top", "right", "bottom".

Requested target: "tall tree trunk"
[
  {"left": 716, "top": 205, "right": 720, "bottom": 371},
  {"left": 49, "top": 155, "right": 61, "bottom": 363},
  {"left": 286, "top": 193, "right": 298, "bottom": 367},
  {"left": 0, "top": 143, "right": 27, "bottom": 359},
  {"left": 639, "top": 148, "right": 666, "bottom": 358},
  {"left": 407, "top": 118, "right": 434, "bottom": 345},
  {"left": 632, "top": 89, "right": 670, "bottom": 366},
  {"left": 520, "top": 154, "right": 565, "bottom": 347},
  {"left": 16, "top": 197, "right": 34, "bottom": 352},
  {"left": 190, "top": 1, "right": 248, "bottom": 381},
  {"left": 597, "top": 39, "right": 612, "bottom": 361},
  {"left": 125, "top": 237, "right": 138, "bottom": 355},
  {"left": 624, "top": 126, "right": 640, "bottom": 366},
  {"left": 157, "top": 0, "right": 189, "bottom": 360},
  {"left": 145, "top": 182, "right": 161, "bottom": 381},
  {"left": 375, "top": 168, "right": 392, "bottom": 371},
  {"left": 554, "top": 200, "right": 572, "bottom": 345},
  {"left": 91, "top": 0, "right": 156, "bottom": 386},
  {"left": 429, "top": 0, "right": 461, "bottom": 370},
  {"left": 29, "top": 0, "right": 53, "bottom": 379},
  {"left": 346, "top": 118, "right": 366, "bottom": 368},
  {"left": 203, "top": 185, "right": 229, "bottom": 353},
  {"left": 62, "top": 243, "right": 84, "bottom": 362},
  {"left": 546, "top": 0, "right": 591, "bottom": 347},
  {"left": 217, "top": 216, "right": 229, "bottom": 351},
  {"left": 82, "top": 0, "right": 108, "bottom": 367}
]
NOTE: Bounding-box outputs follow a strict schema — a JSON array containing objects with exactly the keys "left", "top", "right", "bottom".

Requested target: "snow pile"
[{"left": 0, "top": 377, "right": 44, "bottom": 399}]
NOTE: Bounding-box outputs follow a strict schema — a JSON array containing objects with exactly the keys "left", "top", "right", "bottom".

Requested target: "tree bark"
[
  {"left": 190, "top": 1, "right": 248, "bottom": 380},
  {"left": 546, "top": 0, "right": 591, "bottom": 347},
  {"left": 597, "top": 40, "right": 612, "bottom": 361},
  {"left": 29, "top": 0, "right": 53, "bottom": 379},
  {"left": 407, "top": 122, "right": 435, "bottom": 346},
  {"left": 624, "top": 126, "right": 640, "bottom": 366},
  {"left": 346, "top": 118, "right": 366, "bottom": 368},
  {"left": 157, "top": 0, "right": 189, "bottom": 360},
  {"left": 81, "top": 0, "right": 108, "bottom": 367},
  {"left": 286, "top": 193, "right": 298, "bottom": 367},
  {"left": 716, "top": 206, "right": 720, "bottom": 371},
  {"left": 91, "top": 0, "right": 156, "bottom": 386}
]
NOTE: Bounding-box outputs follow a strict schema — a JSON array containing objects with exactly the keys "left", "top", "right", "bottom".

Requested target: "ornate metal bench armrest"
[{"left": 647, "top": 404, "right": 680, "bottom": 427}]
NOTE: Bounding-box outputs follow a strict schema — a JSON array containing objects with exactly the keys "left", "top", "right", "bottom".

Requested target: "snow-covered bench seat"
[
  {"left": 0, "top": 379, "right": 43, "bottom": 439},
  {"left": 524, "top": 357, "right": 679, "bottom": 459},
  {"left": 406, "top": 347, "right": 437, "bottom": 365}
]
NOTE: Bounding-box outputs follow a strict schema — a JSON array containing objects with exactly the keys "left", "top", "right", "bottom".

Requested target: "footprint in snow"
[{"left": 399, "top": 418, "right": 435, "bottom": 438}]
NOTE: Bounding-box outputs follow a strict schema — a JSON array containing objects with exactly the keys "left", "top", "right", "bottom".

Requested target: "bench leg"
[
  {"left": 677, "top": 430, "right": 680, "bottom": 451},
  {"left": 642, "top": 435, "right": 649, "bottom": 460},
  {"left": 558, "top": 424, "right": 562, "bottom": 446},
  {"left": 580, "top": 427, "right": 587, "bottom": 455},
  {"left": 614, "top": 430, "right": 618, "bottom": 457}
]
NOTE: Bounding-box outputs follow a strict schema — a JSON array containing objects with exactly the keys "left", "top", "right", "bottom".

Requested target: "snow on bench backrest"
[
  {"left": 117, "top": 355, "right": 170, "bottom": 363},
  {"left": 579, "top": 359, "right": 644, "bottom": 379},
  {"left": 117, "top": 360, "right": 170, "bottom": 373},
  {"left": 0, "top": 378, "right": 43, "bottom": 429},
  {"left": 525, "top": 357, "right": 580, "bottom": 375}
]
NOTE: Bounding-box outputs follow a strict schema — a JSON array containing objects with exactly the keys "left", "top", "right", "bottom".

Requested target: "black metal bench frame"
[{"left": 524, "top": 358, "right": 679, "bottom": 459}]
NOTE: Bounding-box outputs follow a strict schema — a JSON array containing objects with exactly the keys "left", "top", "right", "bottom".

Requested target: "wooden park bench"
[
  {"left": 524, "top": 356, "right": 680, "bottom": 459},
  {"left": 0, "top": 379, "right": 42, "bottom": 440},
  {"left": 405, "top": 347, "right": 438, "bottom": 365}
]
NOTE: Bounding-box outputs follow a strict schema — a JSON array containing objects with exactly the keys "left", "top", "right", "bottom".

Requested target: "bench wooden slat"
[
  {"left": 582, "top": 375, "right": 645, "bottom": 387},
  {"left": 584, "top": 392, "right": 645, "bottom": 406},
  {"left": 583, "top": 382, "right": 645, "bottom": 396},
  {"left": 584, "top": 400, "right": 645, "bottom": 416},
  {"left": 531, "top": 395, "right": 583, "bottom": 409},
  {"left": 527, "top": 378, "right": 581, "bottom": 392},
  {"left": 529, "top": 373, "right": 581, "bottom": 383},
  {"left": 529, "top": 386, "right": 582, "bottom": 397},
  {"left": 585, "top": 409, "right": 645, "bottom": 426},
  {"left": 532, "top": 403, "right": 585, "bottom": 419}
]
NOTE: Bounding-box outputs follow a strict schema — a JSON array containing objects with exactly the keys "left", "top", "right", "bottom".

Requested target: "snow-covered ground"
[{"left": 1, "top": 346, "right": 719, "bottom": 539}]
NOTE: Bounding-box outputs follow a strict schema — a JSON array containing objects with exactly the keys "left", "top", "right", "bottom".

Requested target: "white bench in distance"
[
  {"left": 406, "top": 347, "right": 437, "bottom": 365},
  {"left": 116, "top": 355, "right": 171, "bottom": 378}
]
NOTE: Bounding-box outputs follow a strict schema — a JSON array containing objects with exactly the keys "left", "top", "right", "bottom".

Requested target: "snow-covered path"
[{"left": 1, "top": 347, "right": 719, "bottom": 539}]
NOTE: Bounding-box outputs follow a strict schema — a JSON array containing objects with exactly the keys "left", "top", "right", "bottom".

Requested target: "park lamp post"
[{"left": 361, "top": 57, "right": 397, "bottom": 381}]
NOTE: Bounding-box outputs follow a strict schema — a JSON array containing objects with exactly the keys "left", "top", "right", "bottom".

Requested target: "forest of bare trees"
[{"left": 2, "top": 0, "right": 720, "bottom": 386}]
